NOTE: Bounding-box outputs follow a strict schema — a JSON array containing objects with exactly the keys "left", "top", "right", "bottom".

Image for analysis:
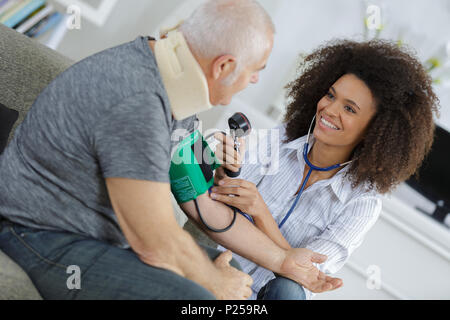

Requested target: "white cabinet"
[{"left": 316, "top": 195, "right": 450, "bottom": 300}]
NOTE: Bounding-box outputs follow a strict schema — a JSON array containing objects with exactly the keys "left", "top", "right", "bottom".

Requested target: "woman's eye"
[
  {"left": 345, "top": 105, "right": 356, "bottom": 114},
  {"left": 326, "top": 92, "right": 334, "bottom": 99}
]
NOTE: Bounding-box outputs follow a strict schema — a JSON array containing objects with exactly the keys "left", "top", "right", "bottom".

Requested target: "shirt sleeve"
[
  {"left": 305, "top": 196, "right": 382, "bottom": 274},
  {"left": 93, "top": 93, "right": 172, "bottom": 183}
]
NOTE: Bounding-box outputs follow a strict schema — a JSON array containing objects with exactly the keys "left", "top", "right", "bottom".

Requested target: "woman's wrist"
[
  {"left": 251, "top": 204, "right": 292, "bottom": 251},
  {"left": 251, "top": 202, "right": 272, "bottom": 222},
  {"left": 252, "top": 205, "right": 274, "bottom": 231}
]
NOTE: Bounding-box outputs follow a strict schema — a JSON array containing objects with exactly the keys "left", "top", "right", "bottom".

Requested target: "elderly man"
[{"left": 0, "top": 0, "right": 341, "bottom": 300}]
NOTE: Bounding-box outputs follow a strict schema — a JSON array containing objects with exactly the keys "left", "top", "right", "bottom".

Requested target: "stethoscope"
[{"left": 240, "top": 115, "right": 352, "bottom": 228}]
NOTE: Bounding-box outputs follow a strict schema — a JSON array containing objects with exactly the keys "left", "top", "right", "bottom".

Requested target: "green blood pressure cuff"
[{"left": 170, "top": 130, "right": 221, "bottom": 203}]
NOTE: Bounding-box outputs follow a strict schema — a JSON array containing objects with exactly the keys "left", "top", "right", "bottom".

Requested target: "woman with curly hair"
[{"left": 211, "top": 39, "right": 439, "bottom": 299}]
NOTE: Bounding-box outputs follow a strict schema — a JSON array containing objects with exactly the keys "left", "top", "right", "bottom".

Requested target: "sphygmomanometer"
[{"left": 170, "top": 113, "right": 252, "bottom": 233}]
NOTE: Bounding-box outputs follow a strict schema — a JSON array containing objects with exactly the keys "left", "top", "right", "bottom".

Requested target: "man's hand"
[
  {"left": 211, "top": 250, "right": 254, "bottom": 300},
  {"left": 279, "top": 248, "right": 343, "bottom": 293}
]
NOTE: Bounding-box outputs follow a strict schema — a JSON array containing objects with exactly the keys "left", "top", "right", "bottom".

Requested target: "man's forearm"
[
  {"left": 181, "top": 193, "right": 286, "bottom": 273},
  {"left": 143, "top": 225, "right": 221, "bottom": 291}
]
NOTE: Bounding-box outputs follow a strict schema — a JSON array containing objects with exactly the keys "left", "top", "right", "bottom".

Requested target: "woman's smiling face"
[{"left": 313, "top": 73, "right": 377, "bottom": 149}]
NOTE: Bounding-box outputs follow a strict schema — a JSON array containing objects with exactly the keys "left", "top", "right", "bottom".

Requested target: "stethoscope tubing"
[{"left": 277, "top": 115, "right": 351, "bottom": 228}]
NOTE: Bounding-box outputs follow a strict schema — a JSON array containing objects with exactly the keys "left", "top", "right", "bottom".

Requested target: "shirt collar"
[
  {"left": 281, "top": 133, "right": 308, "bottom": 151},
  {"left": 329, "top": 166, "right": 353, "bottom": 203},
  {"left": 281, "top": 133, "right": 353, "bottom": 203}
]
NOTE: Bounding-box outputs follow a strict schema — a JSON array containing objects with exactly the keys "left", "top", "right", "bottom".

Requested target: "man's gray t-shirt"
[{"left": 0, "top": 36, "right": 197, "bottom": 248}]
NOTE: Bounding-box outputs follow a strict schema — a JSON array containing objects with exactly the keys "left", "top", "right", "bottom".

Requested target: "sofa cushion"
[
  {"left": 0, "top": 103, "right": 19, "bottom": 153},
  {"left": 0, "top": 24, "right": 73, "bottom": 147},
  {"left": 0, "top": 24, "right": 72, "bottom": 300},
  {"left": 0, "top": 250, "right": 42, "bottom": 300}
]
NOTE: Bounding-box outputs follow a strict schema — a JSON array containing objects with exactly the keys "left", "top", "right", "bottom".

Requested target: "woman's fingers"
[
  {"left": 214, "top": 132, "right": 246, "bottom": 164},
  {"left": 311, "top": 275, "right": 343, "bottom": 293},
  {"left": 213, "top": 132, "right": 247, "bottom": 178},
  {"left": 210, "top": 180, "right": 257, "bottom": 213},
  {"left": 211, "top": 185, "right": 247, "bottom": 196},
  {"left": 214, "top": 132, "right": 246, "bottom": 151},
  {"left": 217, "top": 178, "right": 254, "bottom": 189},
  {"left": 210, "top": 193, "right": 240, "bottom": 206},
  {"left": 210, "top": 189, "right": 249, "bottom": 207},
  {"left": 215, "top": 144, "right": 241, "bottom": 164},
  {"left": 214, "top": 132, "right": 235, "bottom": 146},
  {"left": 327, "top": 276, "right": 343, "bottom": 289}
]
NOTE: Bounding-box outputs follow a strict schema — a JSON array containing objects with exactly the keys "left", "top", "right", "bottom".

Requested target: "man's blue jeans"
[
  {"left": 257, "top": 276, "right": 307, "bottom": 300},
  {"left": 0, "top": 219, "right": 242, "bottom": 300}
]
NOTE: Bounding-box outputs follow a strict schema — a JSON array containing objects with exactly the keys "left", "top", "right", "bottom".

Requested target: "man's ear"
[{"left": 211, "top": 54, "right": 237, "bottom": 81}]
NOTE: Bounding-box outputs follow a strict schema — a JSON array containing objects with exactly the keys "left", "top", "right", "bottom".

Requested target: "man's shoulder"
[
  {"left": 49, "top": 36, "right": 170, "bottom": 117},
  {"left": 61, "top": 36, "right": 163, "bottom": 93}
]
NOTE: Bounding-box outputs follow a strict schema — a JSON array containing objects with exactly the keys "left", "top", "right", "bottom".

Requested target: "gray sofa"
[
  {"left": 0, "top": 23, "right": 72, "bottom": 300},
  {"left": 0, "top": 24, "right": 214, "bottom": 300}
]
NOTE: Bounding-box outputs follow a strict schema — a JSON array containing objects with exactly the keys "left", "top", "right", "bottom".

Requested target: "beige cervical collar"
[{"left": 154, "top": 30, "right": 212, "bottom": 120}]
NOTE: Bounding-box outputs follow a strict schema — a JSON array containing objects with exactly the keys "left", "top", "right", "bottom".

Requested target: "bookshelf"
[
  {"left": 0, "top": 0, "right": 66, "bottom": 48},
  {"left": 0, "top": 0, "right": 119, "bottom": 50}
]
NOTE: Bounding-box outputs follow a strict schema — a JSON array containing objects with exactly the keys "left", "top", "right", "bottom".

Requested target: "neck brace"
[{"left": 154, "top": 31, "right": 212, "bottom": 120}]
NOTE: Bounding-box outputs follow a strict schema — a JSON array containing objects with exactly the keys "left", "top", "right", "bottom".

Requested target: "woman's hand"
[
  {"left": 210, "top": 178, "right": 292, "bottom": 251},
  {"left": 210, "top": 178, "right": 269, "bottom": 219},
  {"left": 213, "top": 132, "right": 246, "bottom": 184},
  {"left": 279, "top": 248, "right": 343, "bottom": 293}
]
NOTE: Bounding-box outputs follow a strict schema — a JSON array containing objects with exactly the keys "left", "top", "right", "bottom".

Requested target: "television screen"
[{"left": 406, "top": 124, "right": 450, "bottom": 223}]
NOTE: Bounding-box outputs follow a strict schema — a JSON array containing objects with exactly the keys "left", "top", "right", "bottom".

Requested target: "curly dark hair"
[{"left": 284, "top": 39, "right": 439, "bottom": 194}]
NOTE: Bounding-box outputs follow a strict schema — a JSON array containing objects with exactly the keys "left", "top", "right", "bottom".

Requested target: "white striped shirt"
[{"left": 218, "top": 125, "right": 382, "bottom": 299}]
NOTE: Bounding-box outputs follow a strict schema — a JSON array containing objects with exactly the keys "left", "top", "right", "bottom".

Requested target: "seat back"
[{"left": 0, "top": 24, "right": 73, "bottom": 152}]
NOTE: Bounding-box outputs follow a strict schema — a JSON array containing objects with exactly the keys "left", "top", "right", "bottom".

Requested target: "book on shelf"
[
  {"left": 0, "top": 0, "right": 65, "bottom": 41},
  {"left": 25, "top": 11, "right": 62, "bottom": 37},
  {"left": 1, "top": 0, "right": 46, "bottom": 28},
  {"left": 0, "top": 0, "right": 20, "bottom": 18},
  {"left": 0, "top": 0, "right": 32, "bottom": 25},
  {"left": 15, "top": 3, "right": 52, "bottom": 33}
]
